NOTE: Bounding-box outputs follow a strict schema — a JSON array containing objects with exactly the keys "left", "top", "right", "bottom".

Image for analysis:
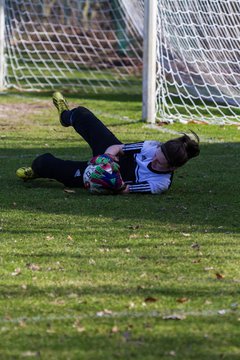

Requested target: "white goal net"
[
  {"left": 156, "top": 0, "right": 240, "bottom": 124},
  {"left": 3, "top": 0, "right": 143, "bottom": 93},
  {"left": 2, "top": 0, "right": 240, "bottom": 124}
]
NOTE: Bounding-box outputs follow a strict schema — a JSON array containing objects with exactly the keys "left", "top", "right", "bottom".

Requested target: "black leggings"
[{"left": 32, "top": 107, "right": 122, "bottom": 187}]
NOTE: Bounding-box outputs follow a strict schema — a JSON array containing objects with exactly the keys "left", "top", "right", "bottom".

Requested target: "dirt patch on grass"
[{"left": 0, "top": 101, "right": 52, "bottom": 128}]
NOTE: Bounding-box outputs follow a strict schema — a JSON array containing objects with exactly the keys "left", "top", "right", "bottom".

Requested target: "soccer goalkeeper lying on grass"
[{"left": 16, "top": 92, "right": 200, "bottom": 194}]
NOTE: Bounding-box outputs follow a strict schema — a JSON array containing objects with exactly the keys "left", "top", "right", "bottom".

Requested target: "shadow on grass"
[
  {"left": 0, "top": 142, "right": 239, "bottom": 234},
  {"left": 1, "top": 281, "right": 240, "bottom": 299},
  {"left": 0, "top": 324, "right": 239, "bottom": 360}
]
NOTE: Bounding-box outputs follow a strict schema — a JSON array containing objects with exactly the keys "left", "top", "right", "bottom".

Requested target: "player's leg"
[
  {"left": 52, "top": 91, "right": 122, "bottom": 155},
  {"left": 67, "top": 106, "right": 123, "bottom": 155},
  {"left": 30, "top": 153, "right": 87, "bottom": 187}
]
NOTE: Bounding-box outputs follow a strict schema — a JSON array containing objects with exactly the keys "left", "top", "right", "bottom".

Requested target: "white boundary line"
[
  {"left": 144, "top": 124, "right": 234, "bottom": 143},
  {"left": 0, "top": 308, "right": 238, "bottom": 324}
]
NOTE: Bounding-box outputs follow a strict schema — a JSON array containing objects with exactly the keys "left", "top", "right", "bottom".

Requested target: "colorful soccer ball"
[
  {"left": 83, "top": 164, "right": 111, "bottom": 194},
  {"left": 83, "top": 156, "right": 123, "bottom": 194}
]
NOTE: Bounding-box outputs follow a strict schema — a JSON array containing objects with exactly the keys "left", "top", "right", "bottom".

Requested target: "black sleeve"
[
  {"left": 127, "top": 181, "right": 152, "bottom": 193},
  {"left": 122, "top": 142, "right": 144, "bottom": 154}
]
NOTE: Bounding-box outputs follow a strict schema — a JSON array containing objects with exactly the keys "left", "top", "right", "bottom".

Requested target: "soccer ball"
[
  {"left": 83, "top": 163, "right": 114, "bottom": 194},
  {"left": 83, "top": 155, "right": 124, "bottom": 194}
]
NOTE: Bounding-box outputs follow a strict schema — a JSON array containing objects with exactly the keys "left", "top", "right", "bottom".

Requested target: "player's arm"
[
  {"left": 104, "top": 142, "right": 144, "bottom": 160},
  {"left": 119, "top": 184, "right": 129, "bottom": 194},
  {"left": 125, "top": 181, "right": 152, "bottom": 194},
  {"left": 118, "top": 181, "right": 153, "bottom": 194},
  {"left": 104, "top": 144, "right": 124, "bottom": 161},
  {"left": 122, "top": 181, "right": 168, "bottom": 194}
]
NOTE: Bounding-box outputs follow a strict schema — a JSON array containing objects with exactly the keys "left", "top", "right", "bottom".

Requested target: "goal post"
[
  {"left": 0, "top": 0, "right": 5, "bottom": 90},
  {"left": 142, "top": 0, "right": 157, "bottom": 124}
]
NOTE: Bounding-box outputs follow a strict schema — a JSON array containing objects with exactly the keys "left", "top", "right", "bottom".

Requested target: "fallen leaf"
[
  {"left": 51, "top": 299, "right": 65, "bottom": 305},
  {"left": 111, "top": 325, "right": 119, "bottom": 333},
  {"left": 64, "top": 188, "right": 76, "bottom": 193},
  {"left": 21, "top": 351, "right": 40, "bottom": 358},
  {"left": 218, "top": 309, "right": 227, "bottom": 315},
  {"left": 127, "top": 225, "right": 140, "bottom": 230},
  {"left": 188, "top": 120, "right": 208, "bottom": 125},
  {"left": 138, "top": 256, "right": 148, "bottom": 260},
  {"left": 205, "top": 300, "right": 212, "bottom": 305},
  {"left": 73, "top": 320, "right": 85, "bottom": 333},
  {"left": 191, "top": 242, "right": 200, "bottom": 250},
  {"left": 67, "top": 235, "right": 73, "bottom": 241},
  {"left": 128, "top": 301, "right": 135, "bottom": 309},
  {"left": 144, "top": 297, "right": 158, "bottom": 303},
  {"left": 163, "top": 314, "right": 186, "bottom": 320},
  {"left": 11, "top": 268, "right": 21, "bottom": 276},
  {"left": 176, "top": 297, "right": 189, "bottom": 303},
  {"left": 26, "top": 263, "right": 41, "bottom": 271},
  {"left": 99, "top": 247, "right": 110, "bottom": 253},
  {"left": 192, "top": 259, "right": 201, "bottom": 263},
  {"left": 216, "top": 272, "right": 225, "bottom": 279},
  {"left": 68, "top": 293, "right": 78, "bottom": 299},
  {"left": 157, "top": 121, "right": 169, "bottom": 126},
  {"left": 96, "top": 309, "right": 113, "bottom": 317},
  {"left": 129, "top": 234, "right": 138, "bottom": 239},
  {"left": 168, "top": 351, "right": 176, "bottom": 357},
  {"left": 18, "top": 320, "right": 27, "bottom": 328},
  {"left": 76, "top": 326, "right": 85, "bottom": 333}
]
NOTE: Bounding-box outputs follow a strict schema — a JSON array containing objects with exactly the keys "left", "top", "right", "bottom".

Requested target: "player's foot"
[
  {"left": 52, "top": 91, "right": 69, "bottom": 127},
  {"left": 16, "top": 167, "right": 37, "bottom": 181}
]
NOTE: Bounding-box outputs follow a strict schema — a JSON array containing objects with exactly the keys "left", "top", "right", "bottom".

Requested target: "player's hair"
[{"left": 161, "top": 131, "right": 200, "bottom": 167}]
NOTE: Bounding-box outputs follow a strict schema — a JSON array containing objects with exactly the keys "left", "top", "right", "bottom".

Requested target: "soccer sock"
[
  {"left": 60, "top": 110, "right": 72, "bottom": 126},
  {"left": 61, "top": 109, "right": 78, "bottom": 127}
]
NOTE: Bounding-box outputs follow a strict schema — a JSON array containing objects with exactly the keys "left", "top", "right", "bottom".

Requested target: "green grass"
[
  {"left": 0, "top": 92, "right": 240, "bottom": 359},
  {"left": 7, "top": 60, "right": 142, "bottom": 94}
]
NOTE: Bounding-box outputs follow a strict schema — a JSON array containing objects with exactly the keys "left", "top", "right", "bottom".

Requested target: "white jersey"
[{"left": 122, "top": 141, "right": 173, "bottom": 194}]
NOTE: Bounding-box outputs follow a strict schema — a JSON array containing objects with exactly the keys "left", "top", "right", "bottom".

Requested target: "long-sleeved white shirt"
[{"left": 121, "top": 141, "right": 173, "bottom": 194}]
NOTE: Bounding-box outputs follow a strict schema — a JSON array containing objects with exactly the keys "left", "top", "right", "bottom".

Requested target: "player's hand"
[{"left": 104, "top": 153, "right": 119, "bottom": 162}]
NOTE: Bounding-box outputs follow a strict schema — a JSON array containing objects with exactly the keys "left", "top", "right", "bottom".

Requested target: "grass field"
[{"left": 0, "top": 92, "right": 239, "bottom": 359}]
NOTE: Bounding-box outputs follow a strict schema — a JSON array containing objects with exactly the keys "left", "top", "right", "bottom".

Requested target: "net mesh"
[
  {"left": 3, "top": 0, "right": 240, "bottom": 124},
  {"left": 157, "top": 0, "right": 240, "bottom": 124},
  {"left": 4, "top": 0, "right": 143, "bottom": 93}
]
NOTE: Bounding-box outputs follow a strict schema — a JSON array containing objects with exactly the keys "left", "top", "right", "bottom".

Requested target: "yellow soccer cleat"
[
  {"left": 52, "top": 91, "right": 69, "bottom": 126},
  {"left": 16, "top": 167, "right": 36, "bottom": 181}
]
